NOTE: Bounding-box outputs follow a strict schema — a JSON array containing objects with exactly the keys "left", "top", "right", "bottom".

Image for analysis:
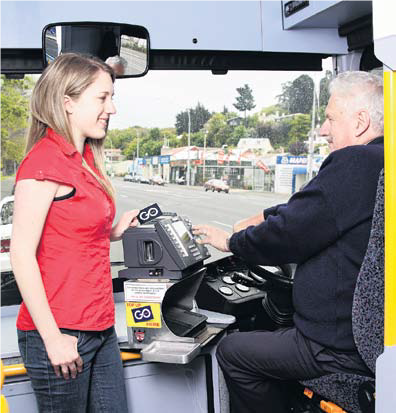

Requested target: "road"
[
  {"left": 1, "top": 177, "right": 290, "bottom": 275},
  {"left": 120, "top": 48, "right": 147, "bottom": 75},
  {"left": 110, "top": 178, "right": 290, "bottom": 274}
]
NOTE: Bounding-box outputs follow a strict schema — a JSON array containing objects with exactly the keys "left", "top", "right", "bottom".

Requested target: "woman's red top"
[{"left": 15, "top": 128, "right": 116, "bottom": 331}]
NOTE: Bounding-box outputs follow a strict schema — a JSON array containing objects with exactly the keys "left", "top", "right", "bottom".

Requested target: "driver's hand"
[
  {"left": 233, "top": 213, "right": 264, "bottom": 233},
  {"left": 192, "top": 225, "right": 230, "bottom": 252}
]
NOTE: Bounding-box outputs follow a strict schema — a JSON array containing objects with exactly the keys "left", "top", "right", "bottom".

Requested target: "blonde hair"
[{"left": 25, "top": 53, "right": 116, "bottom": 199}]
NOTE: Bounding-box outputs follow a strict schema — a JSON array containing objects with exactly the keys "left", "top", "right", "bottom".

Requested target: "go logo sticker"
[
  {"left": 125, "top": 302, "right": 162, "bottom": 328},
  {"left": 132, "top": 305, "right": 154, "bottom": 323},
  {"left": 139, "top": 207, "right": 159, "bottom": 221},
  {"left": 137, "top": 203, "right": 162, "bottom": 224}
]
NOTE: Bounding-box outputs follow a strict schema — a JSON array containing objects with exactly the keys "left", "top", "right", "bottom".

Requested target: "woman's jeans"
[{"left": 17, "top": 326, "right": 128, "bottom": 413}]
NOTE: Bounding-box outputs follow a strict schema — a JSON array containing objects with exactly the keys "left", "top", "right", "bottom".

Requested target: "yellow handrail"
[
  {"left": 120, "top": 351, "right": 142, "bottom": 361},
  {"left": 384, "top": 71, "right": 396, "bottom": 347},
  {"left": 0, "top": 352, "right": 141, "bottom": 382}
]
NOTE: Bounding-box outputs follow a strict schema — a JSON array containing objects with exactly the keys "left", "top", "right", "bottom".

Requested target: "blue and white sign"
[
  {"left": 159, "top": 155, "right": 170, "bottom": 164},
  {"left": 277, "top": 155, "right": 307, "bottom": 165}
]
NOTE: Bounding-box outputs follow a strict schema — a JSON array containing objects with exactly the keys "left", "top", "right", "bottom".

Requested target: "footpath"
[{"left": 0, "top": 176, "right": 15, "bottom": 199}]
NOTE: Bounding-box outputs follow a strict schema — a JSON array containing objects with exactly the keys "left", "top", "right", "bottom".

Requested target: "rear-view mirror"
[{"left": 43, "top": 22, "right": 149, "bottom": 77}]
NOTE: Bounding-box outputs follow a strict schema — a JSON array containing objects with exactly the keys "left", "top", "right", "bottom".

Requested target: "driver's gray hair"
[
  {"left": 329, "top": 71, "right": 383, "bottom": 135},
  {"left": 105, "top": 55, "right": 127, "bottom": 68}
]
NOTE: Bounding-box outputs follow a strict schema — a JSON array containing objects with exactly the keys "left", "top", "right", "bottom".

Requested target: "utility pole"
[
  {"left": 203, "top": 130, "right": 207, "bottom": 184},
  {"left": 136, "top": 131, "right": 140, "bottom": 159},
  {"left": 307, "top": 76, "right": 317, "bottom": 181},
  {"left": 187, "top": 109, "right": 191, "bottom": 186}
]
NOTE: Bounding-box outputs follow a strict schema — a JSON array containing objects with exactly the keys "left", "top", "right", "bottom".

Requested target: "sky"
[{"left": 109, "top": 57, "right": 333, "bottom": 130}]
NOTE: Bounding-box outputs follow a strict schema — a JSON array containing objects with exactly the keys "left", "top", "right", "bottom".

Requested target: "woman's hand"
[
  {"left": 192, "top": 225, "right": 231, "bottom": 252},
  {"left": 111, "top": 209, "right": 140, "bottom": 241},
  {"left": 44, "top": 333, "right": 83, "bottom": 379}
]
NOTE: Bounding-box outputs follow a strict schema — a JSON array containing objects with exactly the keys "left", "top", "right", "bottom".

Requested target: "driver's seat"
[{"left": 300, "top": 169, "right": 384, "bottom": 413}]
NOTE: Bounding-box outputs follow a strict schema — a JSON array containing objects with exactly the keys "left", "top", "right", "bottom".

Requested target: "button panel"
[
  {"left": 219, "top": 286, "right": 233, "bottom": 296},
  {"left": 236, "top": 283, "right": 250, "bottom": 292}
]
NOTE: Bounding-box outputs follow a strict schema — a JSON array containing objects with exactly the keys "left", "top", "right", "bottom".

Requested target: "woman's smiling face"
[{"left": 65, "top": 70, "right": 116, "bottom": 143}]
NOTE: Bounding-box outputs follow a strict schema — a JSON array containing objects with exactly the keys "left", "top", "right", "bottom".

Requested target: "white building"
[{"left": 237, "top": 138, "right": 273, "bottom": 153}]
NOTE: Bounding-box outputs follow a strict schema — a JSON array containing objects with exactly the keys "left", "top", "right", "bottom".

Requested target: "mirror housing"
[{"left": 42, "top": 22, "right": 149, "bottom": 77}]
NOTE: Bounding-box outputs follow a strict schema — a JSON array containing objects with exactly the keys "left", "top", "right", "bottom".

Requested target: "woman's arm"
[
  {"left": 11, "top": 179, "right": 83, "bottom": 379},
  {"left": 110, "top": 209, "right": 140, "bottom": 241}
]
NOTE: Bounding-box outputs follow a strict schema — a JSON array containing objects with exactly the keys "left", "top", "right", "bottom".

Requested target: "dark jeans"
[
  {"left": 17, "top": 326, "right": 128, "bottom": 413},
  {"left": 216, "top": 327, "right": 372, "bottom": 413}
]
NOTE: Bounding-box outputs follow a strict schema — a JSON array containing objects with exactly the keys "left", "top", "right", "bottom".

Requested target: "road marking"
[
  {"left": 212, "top": 221, "right": 232, "bottom": 228},
  {"left": 141, "top": 189, "right": 170, "bottom": 193}
]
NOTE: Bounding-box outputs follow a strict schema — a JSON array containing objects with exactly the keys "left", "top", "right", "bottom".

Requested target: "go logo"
[
  {"left": 137, "top": 203, "right": 162, "bottom": 224},
  {"left": 139, "top": 207, "right": 159, "bottom": 222},
  {"left": 132, "top": 305, "right": 154, "bottom": 323}
]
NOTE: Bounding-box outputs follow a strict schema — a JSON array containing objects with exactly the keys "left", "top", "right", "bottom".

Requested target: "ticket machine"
[{"left": 119, "top": 214, "right": 232, "bottom": 364}]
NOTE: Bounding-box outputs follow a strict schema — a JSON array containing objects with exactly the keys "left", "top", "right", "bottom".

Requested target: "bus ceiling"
[{"left": 0, "top": 1, "right": 381, "bottom": 77}]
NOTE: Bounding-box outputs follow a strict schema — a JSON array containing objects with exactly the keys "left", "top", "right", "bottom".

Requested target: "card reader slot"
[
  {"left": 144, "top": 241, "right": 154, "bottom": 262},
  {"left": 164, "top": 306, "right": 207, "bottom": 337}
]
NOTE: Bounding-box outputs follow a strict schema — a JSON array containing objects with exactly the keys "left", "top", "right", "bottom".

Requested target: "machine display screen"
[{"left": 173, "top": 220, "right": 192, "bottom": 244}]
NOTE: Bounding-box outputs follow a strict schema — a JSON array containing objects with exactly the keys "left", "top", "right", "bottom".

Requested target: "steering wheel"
[
  {"left": 246, "top": 263, "right": 295, "bottom": 289},
  {"left": 216, "top": 255, "right": 295, "bottom": 290}
]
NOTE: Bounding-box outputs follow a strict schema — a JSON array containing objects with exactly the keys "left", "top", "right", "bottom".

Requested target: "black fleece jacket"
[{"left": 229, "top": 137, "right": 384, "bottom": 351}]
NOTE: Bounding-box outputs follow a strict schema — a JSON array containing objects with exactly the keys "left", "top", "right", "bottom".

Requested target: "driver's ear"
[{"left": 355, "top": 109, "right": 370, "bottom": 137}]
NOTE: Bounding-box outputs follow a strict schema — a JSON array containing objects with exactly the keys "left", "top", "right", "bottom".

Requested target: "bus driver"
[{"left": 193, "top": 71, "right": 384, "bottom": 413}]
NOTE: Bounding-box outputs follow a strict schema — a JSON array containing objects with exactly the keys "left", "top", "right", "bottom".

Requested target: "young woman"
[{"left": 10, "top": 53, "right": 139, "bottom": 412}]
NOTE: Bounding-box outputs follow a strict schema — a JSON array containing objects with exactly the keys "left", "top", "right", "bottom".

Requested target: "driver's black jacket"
[{"left": 229, "top": 137, "right": 384, "bottom": 352}]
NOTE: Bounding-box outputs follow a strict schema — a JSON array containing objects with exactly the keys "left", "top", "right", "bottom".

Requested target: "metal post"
[
  {"left": 187, "top": 109, "right": 191, "bottom": 186},
  {"left": 307, "top": 77, "right": 317, "bottom": 181},
  {"left": 203, "top": 130, "right": 207, "bottom": 184},
  {"left": 109, "top": 134, "right": 113, "bottom": 176},
  {"left": 137, "top": 132, "right": 140, "bottom": 159}
]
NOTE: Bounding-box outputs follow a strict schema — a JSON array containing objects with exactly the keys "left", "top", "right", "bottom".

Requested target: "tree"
[
  {"left": 206, "top": 113, "right": 232, "bottom": 147},
  {"left": 1, "top": 75, "right": 35, "bottom": 174},
  {"left": 175, "top": 102, "right": 212, "bottom": 135},
  {"left": 229, "top": 125, "right": 247, "bottom": 146},
  {"left": 318, "top": 70, "right": 333, "bottom": 124},
  {"left": 278, "top": 74, "right": 314, "bottom": 114},
  {"left": 289, "top": 114, "right": 311, "bottom": 143},
  {"left": 319, "top": 70, "right": 332, "bottom": 108},
  {"left": 139, "top": 140, "right": 163, "bottom": 156},
  {"left": 288, "top": 141, "right": 308, "bottom": 155},
  {"left": 233, "top": 84, "right": 256, "bottom": 125},
  {"left": 191, "top": 131, "right": 205, "bottom": 147},
  {"left": 106, "top": 127, "right": 137, "bottom": 150},
  {"left": 256, "top": 119, "right": 293, "bottom": 150},
  {"left": 149, "top": 127, "right": 161, "bottom": 141}
]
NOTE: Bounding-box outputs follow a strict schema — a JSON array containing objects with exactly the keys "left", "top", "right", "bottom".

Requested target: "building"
[
  {"left": 237, "top": 138, "right": 273, "bottom": 153},
  {"left": 104, "top": 148, "right": 125, "bottom": 162}
]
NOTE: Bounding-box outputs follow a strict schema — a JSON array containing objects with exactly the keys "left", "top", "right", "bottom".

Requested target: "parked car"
[
  {"left": 1, "top": 195, "right": 14, "bottom": 273},
  {"left": 204, "top": 179, "right": 230, "bottom": 193},
  {"left": 123, "top": 174, "right": 133, "bottom": 182},
  {"left": 139, "top": 176, "right": 151, "bottom": 184},
  {"left": 150, "top": 175, "right": 165, "bottom": 186},
  {"left": 175, "top": 176, "right": 186, "bottom": 185}
]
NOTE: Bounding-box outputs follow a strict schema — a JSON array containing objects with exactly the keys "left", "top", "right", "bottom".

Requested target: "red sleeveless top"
[{"left": 15, "top": 128, "right": 116, "bottom": 331}]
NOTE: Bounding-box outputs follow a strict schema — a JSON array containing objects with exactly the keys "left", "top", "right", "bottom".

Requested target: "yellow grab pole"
[
  {"left": 0, "top": 352, "right": 140, "bottom": 382},
  {"left": 384, "top": 70, "right": 396, "bottom": 347},
  {"left": 2, "top": 363, "right": 27, "bottom": 377},
  {"left": 1, "top": 395, "right": 9, "bottom": 413},
  {"left": 120, "top": 351, "right": 141, "bottom": 361}
]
